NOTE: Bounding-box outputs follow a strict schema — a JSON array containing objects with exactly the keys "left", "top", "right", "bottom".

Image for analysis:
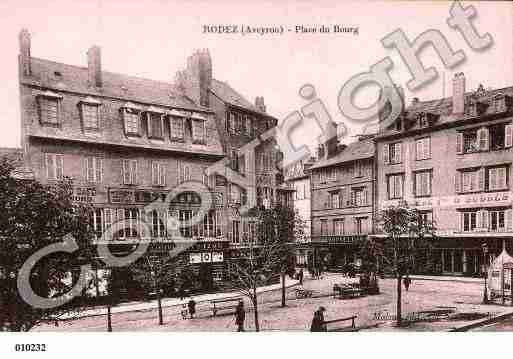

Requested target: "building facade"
[
  {"left": 17, "top": 29, "right": 280, "bottom": 296},
  {"left": 309, "top": 134, "right": 375, "bottom": 271},
  {"left": 375, "top": 74, "right": 513, "bottom": 276}
]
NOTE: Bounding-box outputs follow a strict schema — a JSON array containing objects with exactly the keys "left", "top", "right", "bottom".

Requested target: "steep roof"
[
  {"left": 377, "top": 85, "right": 513, "bottom": 138},
  {"left": 24, "top": 57, "right": 209, "bottom": 112},
  {"left": 309, "top": 139, "right": 375, "bottom": 170},
  {"left": 211, "top": 79, "right": 270, "bottom": 117}
]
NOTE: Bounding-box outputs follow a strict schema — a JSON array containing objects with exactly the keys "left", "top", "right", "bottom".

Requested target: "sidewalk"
[
  {"left": 62, "top": 277, "right": 299, "bottom": 320},
  {"left": 410, "top": 275, "right": 484, "bottom": 284}
]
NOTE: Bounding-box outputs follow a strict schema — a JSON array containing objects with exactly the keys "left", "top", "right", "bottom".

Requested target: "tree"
[
  {"left": 228, "top": 205, "right": 303, "bottom": 331},
  {"left": 358, "top": 205, "right": 436, "bottom": 327},
  {"left": 0, "top": 156, "right": 94, "bottom": 331}
]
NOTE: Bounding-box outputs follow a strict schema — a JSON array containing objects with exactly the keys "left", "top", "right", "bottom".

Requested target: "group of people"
[{"left": 180, "top": 296, "right": 246, "bottom": 332}]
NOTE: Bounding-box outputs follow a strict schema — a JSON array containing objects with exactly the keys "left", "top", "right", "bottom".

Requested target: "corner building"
[{"left": 375, "top": 74, "right": 513, "bottom": 276}]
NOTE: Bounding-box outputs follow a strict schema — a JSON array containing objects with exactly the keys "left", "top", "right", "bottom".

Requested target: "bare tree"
[{"left": 358, "top": 204, "right": 436, "bottom": 327}]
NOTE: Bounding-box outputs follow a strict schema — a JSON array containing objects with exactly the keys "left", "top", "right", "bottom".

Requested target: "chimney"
[
  {"left": 87, "top": 46, "right": 102, "bottom": 87},
  {"left": 255, "top": 96, "right": 266, "bottom": 112},
  {"left": 175, "top": 49, "right": 212, "bottom": 107},
  {"left": 452, "top": 72, "right": 465, "bottom": 114},
  {"left": 19, "top": 29, "right": 31, "bottom": 76}
]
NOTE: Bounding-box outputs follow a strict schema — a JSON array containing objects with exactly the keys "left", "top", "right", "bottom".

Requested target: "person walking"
[
  {"left": 310, "top": 306, "right": 327, "bottom": 332},
  {"left": 298, "top": 269, "right": 304, "bottom": 285},
  {"left": 235, "top": 300, "right": 245, "bottom": 332},
  {"left": 187, "top": 298, "right": 196, "bottom": 319}
]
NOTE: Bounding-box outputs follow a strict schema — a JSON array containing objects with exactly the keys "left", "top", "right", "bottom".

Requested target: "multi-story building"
[
  {"left": 309, "top": 131, "right": 375, "bottom": 271},
  {"left": 208, "top": 80, "right": 281, "bottom": 251},
  {"left": 375, "top": 74, "right": 513, "bottom": 276},
  {"left": 284, "top": 158, "right": 315, "bottom": 266},
  {"left": 17, "top": 28, "right": 279, "bottom": 295}
]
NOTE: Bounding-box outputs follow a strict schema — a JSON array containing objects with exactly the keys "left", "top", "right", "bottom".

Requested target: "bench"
[
  {"left": 294, "top": 288, "right": 319, "bottom": 299},
  {"left": 324, "top": 315, "right": 357, "bottom": 332},
  {"left": 333, "top": 283, "right": 362, "bottom": 299},
  {"left": 210, "top": 297, "right": 242, "bottom": 317}
]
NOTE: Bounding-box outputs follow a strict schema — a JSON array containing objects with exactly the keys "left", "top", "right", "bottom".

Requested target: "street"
[{"left": 32, "top": 274, "right": 512, "bottom": 332}]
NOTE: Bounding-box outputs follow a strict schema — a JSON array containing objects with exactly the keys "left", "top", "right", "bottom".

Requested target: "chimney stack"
[
  {"left": 19, "top": 29, "right": 31, "bottom": 76},
  {"left": 255, "top": 96, "right": 266, "bottom": 112},
  {"left": 452, "top": 72, "right": 465, "bottom": 114},
  {"left": 87, "top": 46, "right": 102, "bottom": 88},
  {"left": 175, "top": 49, "right": 212, "bottom": 107}
]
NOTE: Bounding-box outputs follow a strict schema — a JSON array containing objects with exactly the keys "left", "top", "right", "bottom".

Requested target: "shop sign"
[
  {"left": 73, "top": 187, "right": 96, "bottom": 203},
  {"left": 189, "top": 251, "right": 224, "bottom": 264},
  {"left": 382, "top": 192, "right": 513, "bottom": 210}
]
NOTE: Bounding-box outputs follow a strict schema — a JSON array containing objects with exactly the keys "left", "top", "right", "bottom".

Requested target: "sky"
[{"left": 0, "top": 0, "right": 511, "bottom": 153}]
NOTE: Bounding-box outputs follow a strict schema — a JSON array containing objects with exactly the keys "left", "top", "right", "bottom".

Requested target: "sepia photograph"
[{"left": 0, "top": 0, "right": 513, "bottom": 357}]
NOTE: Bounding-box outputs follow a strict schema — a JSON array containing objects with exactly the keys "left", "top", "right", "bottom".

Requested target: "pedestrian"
[
  {"left": 298, "top": 268, "right": 304, "bottom": 285},
  {"left": 235, "top": 300, "right": 245, "bottom": 332},
  {"left": 310, "top": 306, "right": 327, "bottom": 332},
  {"left": 403, "top": 276, "right": 411, "bottom": 291},
  {"left": 187, "top": 297, "right": 196, "bottom": 319}
]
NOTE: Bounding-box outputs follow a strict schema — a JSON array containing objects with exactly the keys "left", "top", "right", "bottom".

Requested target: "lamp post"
[
  {"left": 151, "top": 270, "right": 164, "bottom": 326},
  {"left": 482, "top": 243, "right": 489, "bottom": 304}
]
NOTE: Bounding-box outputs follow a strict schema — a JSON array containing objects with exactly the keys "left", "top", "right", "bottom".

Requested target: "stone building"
[
  {"left": 375, "top": 74, "right": 513, "bottom": 276},
  {"left": 17, "top": 28, "right": 279, "bottom": 296},
  {"left": 308, "top": 131, "right": 376, "bottom": 271}
]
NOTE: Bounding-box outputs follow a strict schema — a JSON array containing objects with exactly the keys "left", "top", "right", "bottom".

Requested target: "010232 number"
[{"left": 14, "top": 344, "right": 47, "bottom": 352}]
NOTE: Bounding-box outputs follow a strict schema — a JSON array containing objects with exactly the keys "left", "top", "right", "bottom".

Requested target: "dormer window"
[
  {"left": 121, "top": 102, "right": 142, "bottom": 136},
  {"left": 146, "top": 106, "right": 165, "bottom": 140},
  {"left": 170, "top": 116, "right": 185, "bottom": 141},
  {"left": 37, "top": 91, "right": 62, "bottom": 126},
  {"left": 418, "top": 113, "right": 429, "bottom": 128},
  {"left": 191, "top": 113, "right": 206, "bottom": 144},
  {"left": 79, "top": 96, "right": 102, "bottom": 130},
  {"left": 491, "top": 94, "right": 511, "bottom": 113},
  {"left": 466, "top": 98, "right": 488, "bottom": 117}
]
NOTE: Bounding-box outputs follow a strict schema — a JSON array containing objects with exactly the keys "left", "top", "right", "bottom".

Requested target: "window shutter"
[
  {"left": 478, "top": 127, "right": 489, "bottom": 151},
  {"left": 96, "top": 158, "right": 103, "bottom": 183},
  {"left": 426, "top": 138, "right": 431, "bottom": 158},
  {"left": 459, "top": 212, "right": 464, "bottom": 232},
  {"left": 478, "top": 167, "right": 485, "bottom": 191},
  {"left": 397, "top": 175, "right": 403, "bottom": 198},
  {"left": 505, "top": 124, "right": 513, "bottom": 148},
  {"left": 476, "top": 210, "right": 482, "bottom": 229},
  {"left": 383, "top": 144, "right": 390, "bottom": 164},
  {"left": 456, "top": 133, "right": 463, "bottom": 154},
  {"left": 416, "top": 140, "right": 423, "bottom": 160},
  {"left": 482, "top": 210, "right": 489, "bottom": 230},
  {"left": 427, "top": 172, "right": 431, "bottom": 195},
  {"left": 55, "top": 154, "right": 63, "bottom": 179},
  {"left": 506, "top": 209, "right": 512, "bottom": 231},
  {"left": 159, "top": 164, "right": 166, "bottom": 186},
  {"left": 122, "top": 160, "right": 129, "bottom": 184},
  {"left": 395, "top": 143, "right": 402, "bottom": 163},
  {"left": 152, "top": 162, "right": 158, "bottom": 185},
  {"left": 364, "top": 190, "right": 368, "bottom": 205},
  {"left": 455, "top": 172, "right": 461, "bottom": 193},
  {"left": 497, "top": 167, "right": 506, "bottom": 189}
]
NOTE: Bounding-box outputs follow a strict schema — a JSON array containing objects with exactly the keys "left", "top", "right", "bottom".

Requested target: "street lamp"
[{"left": 482, "top": 243, "right": 489, "bottom": 304}]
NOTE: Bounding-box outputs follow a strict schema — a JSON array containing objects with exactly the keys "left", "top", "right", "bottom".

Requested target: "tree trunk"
[
  {"left": 396, "top": 275, "right": 402, "bottom": 327},
  {"left": 253, "top": 287, "right": 260, "bottom": 332},
  {"left": 281, "top": 271, "right": 286, "bottom": 307}
]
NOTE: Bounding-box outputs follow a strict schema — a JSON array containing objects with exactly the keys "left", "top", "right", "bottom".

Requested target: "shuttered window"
[
  {"left": 388, "top": 174, "right": 403, "bottom": 199},
  {"left": 151, "top": 162, "right": 166, "bottom": 186},
  {"left": 39, "top": 97, "right": 60, "bottom": 124},
  {"left": 124, "top": 109, "right": 140, "bottom": 135},
  {"left": 148, "top": 113, "right": 164, "bottom": 139},
  {"left": 415, "top": 171, "right": 432, "bottom": 197},
  {"left": 171, "top": 117, "right": 185, "bottom": 140},
  {"left": 415, "top": 137, "right": 431, "bottom": 160},
  {"left": 487, "top": 167, "right": 508, "bottom": 191},
  {"left": 86, "top": 156, "right": 103, "bottom": 183},
  {"left": 82, "top": 104, "right": 100, "bottom": 129},
  {"left": 122, "top": 159, "right": 137, "bottom": 185},
  {"left": 45, "top": 153, "right": 64, "bottom": 180},
  {"left": 192, "top": 119, "right": 206, "bottom": 143}
]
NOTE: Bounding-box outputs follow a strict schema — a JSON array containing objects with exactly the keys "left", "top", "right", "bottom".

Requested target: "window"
[
  {"left": 239, "top": 155, "right": 246, "bottom": 175},
  {"left": 419, "top": 211, "right": 433, "bottom": 227},
  {"left": 418, "top": 113, "right": 429, "bottom": 128},
  {"left": 261, "top": 153, "right": 272, "bottom": 171},
  {"left": 92, "top": 208, "right": 104, "bottom": 239},
  {"left": 122, "top": 159, "right": 137, "bottom": 185},
  {"left": 456, "top": 168, "right": 484, "bottom": 193},
  {"left": 202, "top": 210, "right": 218, "bottom": 238},
  {"left": 230, "top": 149, "right": 239, "bottom": 171},
  {"left": 320, "top": 220, "right": 328, "bottom": 236},
  {"left": 383, "top": 142, "right": 402, "bottom": 164},
  {"left": 458, "top": 128, "right": 489, "bottom": 154},
  {"left": 86, "top": 156, "right": 103, "bottom": 183},
  {"left": 414, "top": 170, "right": 432, "bottom": 197},
  {"left": 228, "top": 113, "right": 236, "bottom": 134},
  {"left": 123, "top": 208, "right": 139, "bottom": 238},
  {"left": 388, "top": 174, "right": 403, "bottom": 199},
  {"left": 192, "top": 119, "right": 205, "bottom": 143},
  {"left": 462, "top": 211, "right": 477, "bottom": 232},
  {"left": 148, "top": 113, "right": 164, "bottom": 139},
  {"left": 45, "top": 153, "right": 64, "bottom": 180},
  {"left": 123, "top": 108, "right": 140, "bottom": 135},
  {"left": 179, "top": 162, "right": 191, "bottom": 183},
  {"left": 235, "top": 114, "right": 243, "bottom": 132},
  {"left": 354, "top": 161, "right": 364, "bottom": 177},
  {"left": 333, "top": 219, "right": 344, "bottom": 235},
  {"left": 38, "top": 97, "right": 60, "bottom": 124},
  {"left": 416, "top": 137, "right": 431, "bottom": 160},
  {"left": 230, "top": 184, "right": 242, "bottom": 204},
  {"left": 245, "top": 116, "right": 252, "bottom": 136},
  {"left": 151, "top": 162, "right": 166, "bottom": 186},
  {"left": 355, "top": 217, "right": 367, "bottom": 234},
  {"left": 352, "top": 188, "right": 367, "bottom": 206},
  {"left": 179, "top": 210, "right": 193, "bottom": 238},
  {"left": 330, "top": 191, "right": 339, "bottom": 209},
  {"left": 151, "top": 210, "right": 166, "bottom": 237},
  {"left": 231, "top": 220, "right": 240, "bottom": 244},
  {"left": 171, "top": 117, "right": 185, "bottom": 140},
  {"left": 487, "top": 167, "right": 508, "bottom": 191},
  {"left": 489, "top": 210, "right": 506, "bottom": 232},
  {"left": 82, "top": 104, "right": 100, "bottom": 129}
]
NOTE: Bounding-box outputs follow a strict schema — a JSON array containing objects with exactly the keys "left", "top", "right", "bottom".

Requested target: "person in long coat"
[
  {"left": 235, "top": 300, "right": 246, "bottom": 332},
  {"left": 310, "top": 306, "right": 327, "bottom": 332}
]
